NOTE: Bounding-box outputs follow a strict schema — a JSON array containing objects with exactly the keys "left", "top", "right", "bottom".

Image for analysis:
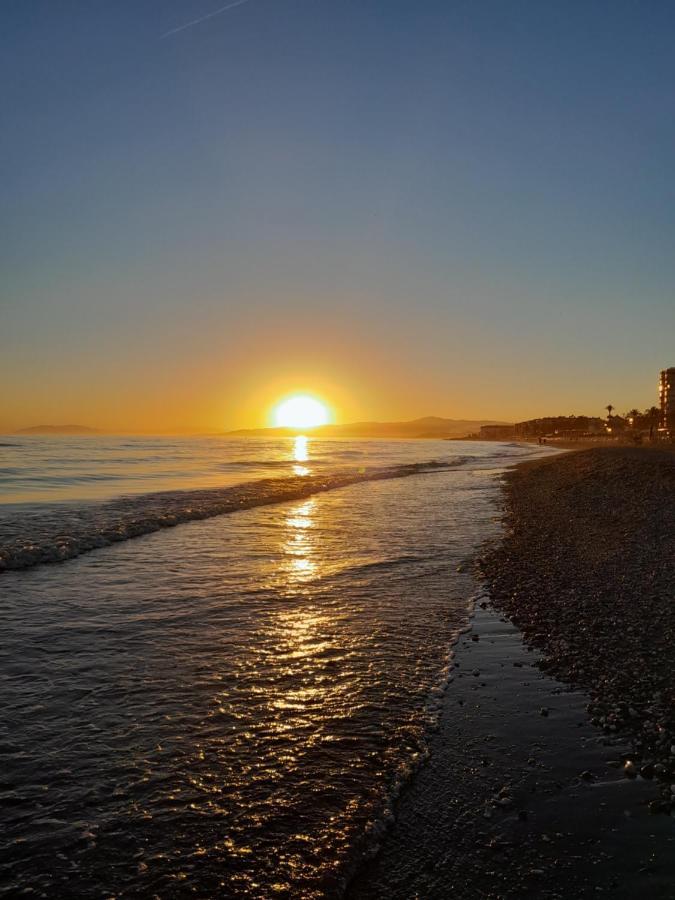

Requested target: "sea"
[{"left": 0, "top": 435, "right": 548, "bottom": 898}]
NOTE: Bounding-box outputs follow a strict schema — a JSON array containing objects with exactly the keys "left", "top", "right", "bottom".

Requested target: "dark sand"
[
  {"left": 349, "top": 447, "right": 675, "bottom": 899},
  {"left": 482, "top": 447, "right": 675, "bottom": 787},
  {"left": 348, "top": 602, "right": 674, "bottom": 899}
]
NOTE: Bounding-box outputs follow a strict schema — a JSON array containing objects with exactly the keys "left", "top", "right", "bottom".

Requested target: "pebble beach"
[{"left": 482, "top": 447, "right": 675, "bottom": 810}]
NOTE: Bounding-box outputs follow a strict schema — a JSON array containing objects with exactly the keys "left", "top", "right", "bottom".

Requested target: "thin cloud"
[{"left": 160, "top": 0, "right": 253, "bottom": 39}]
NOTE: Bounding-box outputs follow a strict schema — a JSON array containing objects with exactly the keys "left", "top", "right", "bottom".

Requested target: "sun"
[{"left": 273, "top": 395, "right": 330, "bottom": 430}]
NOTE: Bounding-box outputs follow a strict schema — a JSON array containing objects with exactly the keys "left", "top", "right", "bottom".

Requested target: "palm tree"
[{"left": 605, "top": 404, "right": 614, "bottom": 419}]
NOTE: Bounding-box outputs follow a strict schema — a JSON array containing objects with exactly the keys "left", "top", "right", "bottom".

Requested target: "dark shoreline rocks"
[{"left": 480, "top": 447, "right": 675, "bottom": 813}]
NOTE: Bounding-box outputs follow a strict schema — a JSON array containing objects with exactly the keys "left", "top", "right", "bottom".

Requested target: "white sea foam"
[{"left": 0, "top": 461, "right": 459, "bottom": 572}]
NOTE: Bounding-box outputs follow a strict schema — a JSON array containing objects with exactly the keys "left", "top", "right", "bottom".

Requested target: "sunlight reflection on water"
[
  {"left": 292, "top": 434, "right": 311, "bottom": 477},
  {"left": 284, "top": 499, "right": 318, "bottom": 580},
  {"left": 0, "top": 442, "right": 550, "bottom": 897}
]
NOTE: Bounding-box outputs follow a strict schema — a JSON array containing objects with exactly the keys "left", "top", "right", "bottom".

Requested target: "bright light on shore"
[{"left": 273, "top": 395, "right": 330, "bottom": 429}]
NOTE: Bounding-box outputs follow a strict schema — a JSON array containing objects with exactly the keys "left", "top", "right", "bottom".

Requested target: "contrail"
[{"left": 160, "top": 0, "right": 253, "bottom": 38}]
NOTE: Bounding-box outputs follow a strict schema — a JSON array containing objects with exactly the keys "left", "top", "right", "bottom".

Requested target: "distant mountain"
[
  {"left": 227, "top": 416, "right": 510, "bottom": 439},
  {"left": 16, "top": 424, "right": 101, "bottom": 435}
]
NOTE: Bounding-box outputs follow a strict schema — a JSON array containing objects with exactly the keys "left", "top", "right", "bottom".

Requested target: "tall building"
[{"left": 659, "top": 368, "right": 675, "bottom": 436}]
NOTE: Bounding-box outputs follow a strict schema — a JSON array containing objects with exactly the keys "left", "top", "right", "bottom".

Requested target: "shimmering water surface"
[
  {"left": 0, "top": 437, "right": 547, "bottom": 897},
  {"left": 0, "top": 434, "right": 498, "bottom": 503}
]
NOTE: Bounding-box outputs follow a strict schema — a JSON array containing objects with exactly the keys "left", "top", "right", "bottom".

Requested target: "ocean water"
[{"left": 0, "top": 436, "right": 546, "bottom": 897}]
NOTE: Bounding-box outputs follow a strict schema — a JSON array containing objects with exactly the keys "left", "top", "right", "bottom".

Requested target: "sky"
[{"left": 2, "top": 0, "right": 675, "bottom": 432}]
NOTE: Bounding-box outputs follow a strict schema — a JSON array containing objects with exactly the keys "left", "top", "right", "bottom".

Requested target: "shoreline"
[
  {"left": 349, "top": 446, "right": 675, "bottom": 898},
  {"left": 348, "top": 599, "right": 674, "bottom": 898}
]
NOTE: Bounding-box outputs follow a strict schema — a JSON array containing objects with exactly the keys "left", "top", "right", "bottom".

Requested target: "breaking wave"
[{"left": 0, "top": 460, "right": 460, "bottom": 573}]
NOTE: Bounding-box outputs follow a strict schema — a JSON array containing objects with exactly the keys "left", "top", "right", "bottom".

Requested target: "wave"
[
  {"left": 220, "top": 459, "right": 294, "bottom": 469},
  {"left": 0, "top": 460, "right": 461, "bottom": 574},
  {"left": 0, "top": 472, "right": 132, "bottom": 484},
  {"left": 332, "top": 553, "right": 429, "bottom": 581}
]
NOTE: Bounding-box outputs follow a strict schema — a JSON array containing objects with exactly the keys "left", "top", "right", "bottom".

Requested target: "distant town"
[{"left": 478, "top": 367, "right": 675, "bottom": 443}]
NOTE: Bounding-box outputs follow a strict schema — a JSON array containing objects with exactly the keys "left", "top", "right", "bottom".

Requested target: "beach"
[
  {"left": 350, "top": 447, "right": 675, "bottom": 898},
  {"left": 2, "top": 439, "right": 675, "bottom": 898},
  {"left": 482, "top": 447, "right": 675, "bottom": 781}
]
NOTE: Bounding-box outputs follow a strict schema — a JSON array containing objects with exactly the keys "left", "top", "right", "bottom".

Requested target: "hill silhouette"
[
  {"left": 16, "top": 425, "right": 101, "bottom": 435},
  {"left": 227, "top": 416, "right": 509, "bottom": 439}
]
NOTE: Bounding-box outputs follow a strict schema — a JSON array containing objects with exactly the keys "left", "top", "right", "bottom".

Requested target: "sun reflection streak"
[
  {"left": 283, "top": 499, "right": 317, "bottom": 579},
  {"left": 191, "top": 493, "right": 357, "bottom": 877},
  {"left": 293, "top": 435, "right": 309, "bottom": 462},
  {"left": 266, "top": 602, "right": 353, "bottom": 725},
  {"left": 292, "top": 435, "right": 310, "bottom": 476}
]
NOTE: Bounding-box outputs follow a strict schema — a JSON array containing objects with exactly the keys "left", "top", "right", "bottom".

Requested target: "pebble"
[{"left": 623, "top": 761, "right": 637, "bottom": 779}]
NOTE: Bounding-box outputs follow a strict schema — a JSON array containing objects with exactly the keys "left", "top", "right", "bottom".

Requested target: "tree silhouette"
[
  {"left": 605, "top": 404, "right": 614, "bottom": 419},
  {"left": 642, "top": 406, "right": 661, "bottom": 440}
]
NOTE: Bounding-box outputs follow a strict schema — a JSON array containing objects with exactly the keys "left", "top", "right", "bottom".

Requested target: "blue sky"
[{"left": 2, "top": 0, "right": 674, "bottom": 430}]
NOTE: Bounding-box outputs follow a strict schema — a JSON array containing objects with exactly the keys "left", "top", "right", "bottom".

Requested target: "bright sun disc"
[{"left": 273, "top": 395, "right": 329, "bottom": 429}]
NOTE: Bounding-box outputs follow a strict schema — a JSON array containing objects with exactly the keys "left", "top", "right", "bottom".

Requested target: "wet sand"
[
  {"left": 349, "top": 447, "right": 675, "bottom": 898},
  {"left": 348, "top": 601, "right": 674, "bottom": 899}
]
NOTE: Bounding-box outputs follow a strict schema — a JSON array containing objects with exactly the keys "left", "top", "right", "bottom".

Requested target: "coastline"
[
  {"left": 349, "top": 447, "right": 675, "bottom": 898},
  {"left": 4, "top": 443, "right": 674, "bottom": 896},
  {"left": 348, "top": 600, "right": 675, "bottom": 899}
]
